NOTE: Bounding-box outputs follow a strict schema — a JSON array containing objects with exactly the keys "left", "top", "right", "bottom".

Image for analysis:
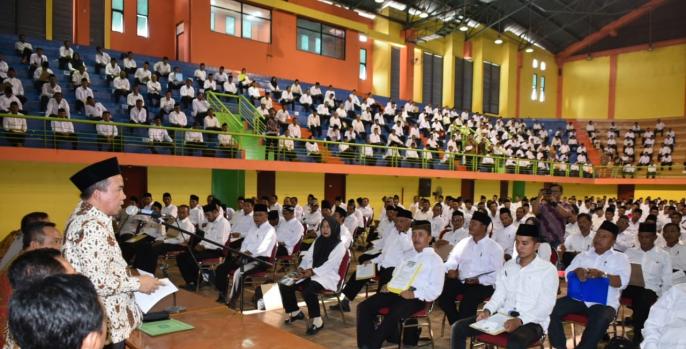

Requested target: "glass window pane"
[
  {"left": 297, "top": 28, "right": 319, "bottom": 53},
  {"left": 540, "top": 62, "right": 546, "bottom": 71},
  {"left": 360, "top": 48, "right": 366, "bottom": 63},
  {"left": 323, "top": 25, "right": 345, "bottom": 38},
  {"left": 242, "top": 16, "right": 269, "bottom": 42},
  {"left": 137, "top": 0, "right": 147, "bottom": 15},
  {"left": 322, "top": 34, "right": 344, "bottom": 59},
  {"left": 297, "top": 18, "right": 321, "bottom": 32},
  {"left": 212, "top": 0, "right": 241, "bottom": 11},
  {"left": 315, "top": 37, "right": 322, "bottom": 54},
  {"left": 243, "top": 4, "right": 270, "bottom": 19},
  {"left": 540, "top": 76, "right": 546, "bottom": 90},
  {"left": 211, "top": 7, "right": 240, "bottom": 36},
  {"left": 532, "top": 59, "right": 538, "bottom": 69},
  {"left": 112, "top": 11, "right": 124, "bottom": 32},
  {"left": 532, "top": 73, "right": 537, "bottom": 89},
  {"left": 359, "top": 63, "right": 367, "bottom": 80},
  {"left": 113, "top": 0, "right": 124, "bottom": 10},
  {"left": 137, "top": 16, "right": 148, "bottom": 37},
  {"left": 300, "top": 34, "right": 309, "bottom": 51}
]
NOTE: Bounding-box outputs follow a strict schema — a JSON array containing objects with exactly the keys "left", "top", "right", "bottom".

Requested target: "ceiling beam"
[
  {"left": 538, "top": 0, "right": 627, "bottom": 43},
  {"left": 557, "top": 0, "right": 669, "bottom": 60},
  {"left": 515, "top": 0, "right": 583, "bottom": 41}
]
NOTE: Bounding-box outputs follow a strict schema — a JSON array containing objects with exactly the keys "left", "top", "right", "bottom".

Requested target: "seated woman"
[{"left": 279, "top": 216, "right": 346, "bottom": 335}]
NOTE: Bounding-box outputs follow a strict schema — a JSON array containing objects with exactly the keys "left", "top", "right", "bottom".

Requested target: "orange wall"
[
  {"left": 109, "top": 0, "right": 176, "bottom": 59},
  {"left": 74, "top": 0, "right": 91, "bottom": 46},
  {"left": 188, "top": 2, "right": 367, "bottom": 92}
]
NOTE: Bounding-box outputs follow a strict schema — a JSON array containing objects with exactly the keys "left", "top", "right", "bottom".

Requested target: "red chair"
[
  {"left": 318, "top": 250, "right": 352, "bottom": 324},
  {"left": 377, "top": 302, "right": 435, "bottom": 349},
  {"left": 440, "top": 295, "right": 491, "bottom": 337},
  {"left": 194, "top": 240, "right": 233, "bottom": 291},
  {"left": 272, "top": 237, "right": 303, "bottom": 279},
  {"left": 470, "top": 333, "right": 545, "bottom": 349},
  {"left": 562, "top": 313, "right": 588, "bottom": 348},
  {"left": 226, "top": 244, "right": 279, "bottom": 312}
]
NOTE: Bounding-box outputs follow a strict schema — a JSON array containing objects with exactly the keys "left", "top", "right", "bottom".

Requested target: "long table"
[{"left": 127, "top": 291, "right": 324, "bottom": 349}]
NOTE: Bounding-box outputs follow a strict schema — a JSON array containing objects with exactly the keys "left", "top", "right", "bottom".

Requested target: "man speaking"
[{"left": 63, "top": 157, "right": 160, "bottom": 349}]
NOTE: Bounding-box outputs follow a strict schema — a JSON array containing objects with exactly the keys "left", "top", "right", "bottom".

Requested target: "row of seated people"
[{"left": 105, "top": 187, "right": 686, "bottom": 348}]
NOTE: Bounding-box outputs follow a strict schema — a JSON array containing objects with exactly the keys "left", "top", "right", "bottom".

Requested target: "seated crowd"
[
  {"left": 4, "top": 182, "right": 686, "bottom": 348},
  {"left": 0, "top": 35, "right": 646, "bottom": 177}
]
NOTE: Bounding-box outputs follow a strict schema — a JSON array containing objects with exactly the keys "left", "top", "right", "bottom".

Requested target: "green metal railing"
[
  {"left": 206, "top": 91, "right": 264, "bottom": 133},
  {"left": 3, "top": 113, "right": 684, "bottom": 178}
]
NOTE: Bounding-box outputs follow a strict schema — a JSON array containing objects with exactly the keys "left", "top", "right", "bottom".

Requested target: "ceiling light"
[
  {"left": 525, "top": 46, "right": 534, "bottom": 53},
  {"left": 494, "top": 36, "right": 503, "bottom": 45},
  {"left": 355, "top": 9, "right": 376, "bottom": 19},
  {"left": 459, "top": 24, "right": 469, "bottom": 32},
  {"left": 359, "top": 34, "right": 368, "bottom": 42},
  {"left": 383, "top": 1, "right": 406, "bottom": 11},
  {"left": 419, "top": 12, "right": 428, "bottom": 18},
  {"left": 374, "top": 0, "right": 384, "bottom": 3}
]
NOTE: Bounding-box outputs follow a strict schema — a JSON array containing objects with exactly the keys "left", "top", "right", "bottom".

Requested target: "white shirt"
[
  {"left": 6, "top": 77, "right": 23, "bottom": 96},
  {"left": 180, "top": 85, "right": 195, "bottom": 98},
  {"left": 493, "top": 224, "right": 517, "bottom": 256},
  {"left": 231, "top": 210, "right": 255, "bottom": 237},
  {"left": 130, "top": 107, "right": 147, "bottom": 124},
  {"left": 430, "top": 216, "right": 446, "bottom": 238},
  {"left": 641, "top": 283, "right": 686, "bottom": 349},
  {"left": 664, "top": 243, "right": 686, "bottom": 284},
  {"left": 372, "top": 227, "right": 415, "bottom": 269},
  {"left": 134, "top": 68, "right": 152, "bottom": 82},
  {"left": 75, "top": 86, "right": 93, "bottom": 103},
  {"left": 442, "top": 227, "right": 468, "bottom": 246},
  {"left": 168, "top": 110, "right": 187, "bottom": 127},
  {"left": 565, "top": 248, "right": 631, "bottom": 310},
  {"left": 276, "top": 217, "right": 304, "bottom": 255},
  {"left": 164, "top": 217, "right": 193, "bottom": 245},
  {"left": 194, "top": 69, "right": 207, "bottom": 81},
  {"left": 201, "top": 216, "right": 231, "bottom": 250},
  {"left": 96, "top": 121, "right": 118, "bottom": 137},
  {"left": 46, "top": 98, "right": 70, "bottom": 118},
  {"left": 127, "top": 92, "right": 144, "bottom": 107},
  {"left": 192, "top": 99, "right": 210, "bottom": 117},
  {"left": 391, "top": 247, "right": 445, "bottom": 302},
  {"left": 484, "top": 256, "right": 559, "bottom": 331},
  {"left": 343, "top": 214, "right": 359, "bottom": 236},
  {"left": 51, "top": 119, "right": 74, "bottom": 134},
  {"left": 105, "top": 63, "right": 121, "bottom": 77},
  {"left": 148, "top": 127, "right": 172, "bottom": 142},
  {"left": 564, "top": 231, "right": 595, "bottom": 253},
  {"left": 2, "top": 113, "right": 27, "bottom": 133},
  {"left": 240, "top": 221, "right": 276, "bottom": 258},
  {"left": 614, "top": 231, "right": 637, "bottom": 252},
  {"left": 147, "top": 80, "right": 162, "bottom": 94},
  {"left": 204, "top": 116, "right": 220, "bottom": 129},
  {"left": 445, "top": 236, "right": 504, "bottom": 285},
  {"left": 161, "top": 204, "right": 178, "bottom": 218},
  {"left": 189, "top": 205, "right": 205, "bottom": 226},
  {"left": 625, "top": 246, "right": 672, "bottom": 296},
  {"left": 299, "top": 240, "right": 346, "bottom": 291},
  {"left": 59, "top": 46, "right": 74, "bottom": 58}
]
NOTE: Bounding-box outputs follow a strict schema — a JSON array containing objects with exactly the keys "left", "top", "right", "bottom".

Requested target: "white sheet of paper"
[
  {"left": 387, "top": 260, "right": 420, "bottom": 293},
  {"left": 469, "top": 313, "right": 513, "bottom": 336},
  {"left": 134, "top": 270, "right": 178, "bottom": 314},
  {"left": 260, "top": 283, "right": 283, "bottom": 311},
  {"left": 356, "top": 263, "right": 376, "bottom": 280}
]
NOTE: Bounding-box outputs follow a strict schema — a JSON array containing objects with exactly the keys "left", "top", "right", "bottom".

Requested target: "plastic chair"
[
  {"left": 318, "top": 250, "right": 352, "bottom": 324},
  {"left": 272, "top": 237, "right": 303, "bottom": 280},
  {"left": 469, "top": 333, "right": 545, "bottom": 349},
  {"left": 378, "top": 302, "right": 435, "bottom": 349}
]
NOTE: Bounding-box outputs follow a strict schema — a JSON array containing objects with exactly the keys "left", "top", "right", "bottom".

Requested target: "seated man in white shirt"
[
  {"left": 193, "top": 63, "right": 208, "bottom": 84},
  {"left": 214, "top": 203, "right": 276, "bottom": 306},
  {"left": 104, "top": 58, "right": 121, "bottom": 82},
  {"left": 74, "top": 78, "right": 93, "bottom": 112},
  {"left": 51, "top": 108, "right": 77, "bottom": 150},
  {"left": 84, "top": 96, "right": 107, "bottom": 121},
  {"left": 435, "top": 210, "right": 469, "bottom": 258},
  {"left": 223, "top": 75, "right": 238, "bottom": 95},
  {"left": 15, "top": 34, "right": 33, "bottom": 64},
  {"left": 451, "top": 224, "right": 559, "bottom": 349},
  {"left": 548, "top": 221, "right": 631, "bottom": 349},
  {"left": 147, "top": 117, "right": 173, "bottom": 154},
  {"left": 2, "top": 102, "right": 27, "bottom": 147},
  {"left": 275, "top": 205, "right": 304, "bottom": 257},
  {"left": 158, "top": 90, "right": 177, "bottom": 118},
  {"left": 134, "top": 62, "right": 152, "bottom": 85},
  {"left": 641, "top": 282, "right": 686, "bottom": 348},
  {"left": 203, "top": 73, "right": 218, "bottom": 93},
  {"left": 663, "top": 223, "right": 686, "bottom": 285},
  {"left": 191, "top": 92, "right": 210, "bottom": 120},
  {"left": 146, "top": 74, "right": 162, "bottom": 107},
  {"left": 129, "top": 99, "right": 148, "bottom": 125},
  {"left": 112, "top": 71, "right": 130, "bottom": 104},
  {"left": 96, "top": 111, "right": 120, "bottom": 152},
  {"left": 180, "top": 79, "right": 196, "bottom": 109},
  {"left": 493, "top": 207, "right": 517, "bottom": 260},
  {"left": 438, "top": 211, "right": 504, "bottom": 325},
  {"left": 621, "top": 223, "right": 672, "bottom": 345},
  {"left": 153, "top": 57, "right": 172, "bottom": 79},
  {"left": 357, "top": 220, "right": 444, "bottom": 348},
  {"left": 560, "top": 213, "right": 595, "bottom": 268},
  {"left": 167, "top": 66, "right": 185, "bottom": 90},
  {"left": 0, "top": 85, "right": 24, "bottom": 114},
  {"left": 184, "top": 121, "right": 206, "bottom": 156},
  {"left": 176, "top": 203, "right": 231, "bottom": 290},
  {"left": 217, "top": 123, "right": 238, "bottom": 158},
  {"left": 45, "top": 91, "right": 70, "bottom": 118},
  {"left": 58, "top": 40, "right": 74, "bottom": 70},
  {"left": 122, "top": 51, "right": 137, "bottom": 74}
]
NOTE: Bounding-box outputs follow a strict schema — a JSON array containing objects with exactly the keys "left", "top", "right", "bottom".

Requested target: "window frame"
[
  {"left": 112, "top": 0, "right": 124, "bottom": 33},
  {"left": 296, "top": 17, "right": 346, "bottom": 60},
  {"left": 136, "top": 0, "right": 149, "bottom": 38},
  {"left": 531, "top": 73, "right": 538, "bottom": 101},
  {"left": 359, "top": 48, "right": 367, "bottom": 80},
  {"left": 210, "top": 0, "right": 272, "bottom": 44}
]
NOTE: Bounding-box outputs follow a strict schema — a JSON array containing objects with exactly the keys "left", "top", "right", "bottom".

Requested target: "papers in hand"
[
  {"left": 134, "top": 270, "right": 178, "bottom": 314},
  {"left": 356, "top": 263, "right": 376, "bottom": 280},
  {"left": 469, "top": 313, "right": 513, "bottom": 336},
  {"left": 387, "top": 260, "right": 422, "bottom": 294}
]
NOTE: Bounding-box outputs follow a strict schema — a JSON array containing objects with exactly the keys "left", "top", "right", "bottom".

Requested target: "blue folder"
[{"left": 567, "top": 271, "right": 609, "bottom": 305}]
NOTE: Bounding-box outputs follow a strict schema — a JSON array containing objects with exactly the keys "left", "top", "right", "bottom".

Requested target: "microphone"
[{"left": 125, "top": 206, "right": 163, "bottom": 219}]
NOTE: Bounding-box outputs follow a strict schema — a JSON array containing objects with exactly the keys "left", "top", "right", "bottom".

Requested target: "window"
[
  {"left": 297, "top": 18, "right": 346, "bottom": 60},
  {"left": 482, "top": 61, "right": 500, "bottom": 114},
  {"left": 454, "top": 57, "right": 473, "bottom": 112},
  {"left": 137, "top": 0, "right": 149, "bottom": 37},
  {"left": 531, "top": 59, "right": 546, "bottom": 103},
  {"left": 422, "top": 53, "right": 443, "bottom": 106},
  {"left": 112, "top": 0, "right": 124, "bottom": 33},
  {"left": 210, "top": 0, "right": 271, "bottom": 43},
  {"left": 359, "top": 48, "right": 367, "bottom": 80}
]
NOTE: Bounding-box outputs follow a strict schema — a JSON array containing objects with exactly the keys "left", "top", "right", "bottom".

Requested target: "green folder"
[{"left": 138, "top": 319, "right": 194, "bottom": 337}]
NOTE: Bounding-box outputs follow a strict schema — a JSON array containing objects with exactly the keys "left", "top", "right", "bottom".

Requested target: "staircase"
[{"left": 573, "top": 121, "right": 601, "bottom": 165}]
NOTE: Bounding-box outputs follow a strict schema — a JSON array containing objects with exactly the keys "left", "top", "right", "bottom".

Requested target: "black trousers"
[
  {"left": 279, "top": 278, "right": 325, "bottom": 318},
  {"left": 621, "top": 285, "right": 657, "bottom": 344},
  {"left": 548, "top": 296, "right": 616, "bottom": 349},
  {"left": 356, "top": 292, "right": 425, "bottom": 349},
  {"left": 437, "top": 278, "right": 494, "bottom": 325},
  {"left": 341, "top": 266, "right": 394, "bottom": 301},
  {"left": 451, "top": 315, "right": 543, "bottom": 349},
  {"left": 176, "top": 249, "right": 223, "bottom": 285},
  {"left": 214, "top": 255, "right": 269, "bottom": 298}
]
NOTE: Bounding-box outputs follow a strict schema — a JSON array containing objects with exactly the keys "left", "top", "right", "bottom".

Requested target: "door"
[
  {"left": 324, "top": 174, "right": 346, "bottom": 203},
  {"left": 257, "top": 171, "right": 276, "bottom": 200},
  {"left": 120, "top": 166, "right": 147, "bottom": 201}
]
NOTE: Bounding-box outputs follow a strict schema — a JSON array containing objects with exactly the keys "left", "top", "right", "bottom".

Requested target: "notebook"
[
  {"left": 469, "top": 313, "right": 513, "bottom": 336},
  {"left": 138, "top": 319, "right": 194, "bottom": 337}
]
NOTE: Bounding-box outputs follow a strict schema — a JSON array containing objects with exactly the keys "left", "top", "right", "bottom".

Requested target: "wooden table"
[
  {"left": 149, "top": 289, "right": 223, "bottom": 314},
  {"left": 126, "top": 307, "right": 325, "bottom": 349}
]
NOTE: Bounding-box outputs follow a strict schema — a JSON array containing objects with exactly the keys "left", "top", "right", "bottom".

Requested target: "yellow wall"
[
  {"left": 519, "top": 49, "right": 558, "bottom": 118},
  {"left": 562, "top": 56, "right": 610, "bottom": 119},
  {"left": 615, "top": 44, "right": 686, "bottom": 119},
  {"left": 245, "top": 170, "right": 257, "bottom": 199},
  {"left": 634, "top": 185, "right": 686, "bottom": 201},
  {"left": 475, "top": 180, "right": 501, "bottom": 200},
  {"left": 432, "top": 178, "right": 462, "bottom": 198},
  {"left": 346, "top": 174, "right": 418, "bottom": 216},
  {"left": 524, "top": 182, "right": 617, "bottom": 200},
  {"left": 0, "top": 162, "right": 83, "bottom": 238},
  {"left": 147, "top": 167, "right": 211, "bottom": 205},
  {"left": 275, "top": 172, "right": 324, "bottom": 204}
]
